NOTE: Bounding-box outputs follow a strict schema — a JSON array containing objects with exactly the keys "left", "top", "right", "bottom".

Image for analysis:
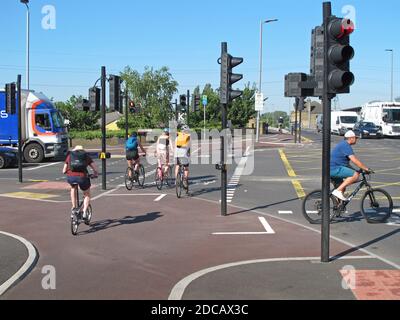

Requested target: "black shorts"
[
  {"left": 177, "top": 157, "right": 190, "bottom": 167},
  {"left": 67, "top": 176, "right": 91, "bottom": 191},
  {"left": 126, "top": 150, "right": 139, "bottom": 161}
]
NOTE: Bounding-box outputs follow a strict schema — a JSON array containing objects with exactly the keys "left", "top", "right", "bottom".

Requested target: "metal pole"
[
  {"left": 221, "top": 42, "right": 228, "bottom": 217},
  {"left": 322, "top": 1, "right": 332, "bottom": 263},
  {"left": 23, "top": 3, "right": 30, "bottom": 90},
  {"left": 17, "top": 75, "right": 23, "bottom": 183},
  {"left": 294, "top": 103, "right": 298, "bottom": 144},
  {"left": 101, "top": 66, "right": 107, "bottom": 190},
  {"left": 256, "top": 21, "right": 263, "bottom": 143},
  {"left": 187, "top": 90, "right": 190, "bottom": 127},
  {"left": 299, "top": 109, "right": 302, "bottom": 143},
  {"left": 125, "top": 89, "right": 129, "bottom": 139},
  {"left": 391, "top": 50, "right": 394, "bottom": 102},
  {"left": 175, "top": 99, "right": 178, "bottom": 122}
]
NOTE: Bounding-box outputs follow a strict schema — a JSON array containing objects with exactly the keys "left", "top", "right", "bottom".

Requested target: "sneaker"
[{"left": 332, "top": 190, "right": 348, "bottom": 201}]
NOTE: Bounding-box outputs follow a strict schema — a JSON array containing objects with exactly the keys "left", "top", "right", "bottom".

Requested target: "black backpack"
[{"left": 70, "top": 151, "right": 88, "bottom": 173}]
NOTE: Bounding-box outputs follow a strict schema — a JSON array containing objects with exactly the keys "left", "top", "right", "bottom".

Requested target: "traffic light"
[
  {"left": 89, "top": 87, "right": 100, "bottom": 112},
  {"left": 295, "top": 97, "right": 305, "bottom": 111},
  {"left": 220, "top": 52, "right": 243, "bottom": 104},
  {"left": 129, "top": 101, "right": 136, "bottom": 114},
  {"left": 5, "top": 83, "right": 16, "bottom": 115},
  {"left": 193, "top": 95, "right": 201, "bottom": 112},
  {"left": 325, "top": 17, "right": 355, "bottom": 94},
  {"left": 180, "top": 94, "right": 187, "bottom": 107},
  {"left": 109, "top": 75, "right": 121, "bottom": 111}
]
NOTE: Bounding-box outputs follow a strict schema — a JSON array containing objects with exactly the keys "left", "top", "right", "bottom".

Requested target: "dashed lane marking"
[
  {"left": 278, "top": 211, "right": 293, "bottom": 215},
  {"left": 154, "top": 194, "right": 167, "bottom": 202}
]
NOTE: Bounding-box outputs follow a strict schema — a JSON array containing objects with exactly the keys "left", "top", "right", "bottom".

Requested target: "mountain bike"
[
  {"left": 125, "top": 155, "right": 146, "bottom": 190},
  {"left": 70, "top": 174, "right": 97, "bottom": 236},
  {"left": 155, "top": 163, "right": 172, "bottom": 190},
  {"left": 302, "top": 169, "right": 393, "bottom": 224},
  {"left": 176, "top": 163, "right": 189, "bottom": 198}
]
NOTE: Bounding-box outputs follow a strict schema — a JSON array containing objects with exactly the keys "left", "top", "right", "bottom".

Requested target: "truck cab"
[
  {"left": 330, "top": 111, "right": 359, "bottom": 136},
  {"left": 0, "top": 90, "right": 69, "bottom": 163}
]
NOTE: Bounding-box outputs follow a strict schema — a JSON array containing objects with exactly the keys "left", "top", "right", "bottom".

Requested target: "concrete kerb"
[{"left": 0, "top": 231, "right": 39, "bottom": 297}]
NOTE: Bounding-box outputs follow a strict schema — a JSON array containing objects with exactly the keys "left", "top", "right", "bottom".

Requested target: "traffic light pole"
[
  {"left": 17, "top": 75, "right": 23, "bottom": 183},
  {"left": 125, "top": 89, "right": 129, "bottom": 139},
  {"left": 221, "top": 42, "right": 228, "bottom": 217},
  {"left": 299, "top": 109, "right": 302, "bottom": 143},
  {"left": 294, "top": 104, "right": 298, "bottom": 144},
  {"left": 322, "top": 1, "right": 332, "bottom": 263},
  {"left": 101, "top": 66, "right": 107, "bottom": 190}
]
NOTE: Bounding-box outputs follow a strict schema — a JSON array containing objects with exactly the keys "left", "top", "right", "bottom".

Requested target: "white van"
[
  {"left": 331, "top": 111, "right": 359, "bottom": 136},
  {"left": 361, "top": 101, "right": 400, "bottom": 137}
]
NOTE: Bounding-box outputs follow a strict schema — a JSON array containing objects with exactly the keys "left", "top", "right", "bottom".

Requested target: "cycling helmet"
[{"left": 181, "top": 125, "right": 190, "bottom": 132}]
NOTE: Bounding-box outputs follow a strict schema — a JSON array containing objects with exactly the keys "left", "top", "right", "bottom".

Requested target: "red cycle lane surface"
[{"left": 0, "top": 191, "right": 384, "bottom": 300}]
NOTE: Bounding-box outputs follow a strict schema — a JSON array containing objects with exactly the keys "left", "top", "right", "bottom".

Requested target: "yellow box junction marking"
[
  {"left": 1, "top": 192, "right": 58, "bottom": 200},
  {"left": 279, "top": 149, "right": 306, "bottom": 199}
]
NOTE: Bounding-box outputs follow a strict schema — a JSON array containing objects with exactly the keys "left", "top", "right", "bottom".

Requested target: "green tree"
[
  {"left": 119, "top": 66, "right": 178, "bottom": 129},
  {"left": 55, "top": 95, "right": 101, "bottom": 131},
  {"left": 228, "top": 83, "right": 257, "bottom": 128}
]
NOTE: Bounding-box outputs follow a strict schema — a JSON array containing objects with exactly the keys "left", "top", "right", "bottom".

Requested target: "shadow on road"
[
  {"left": 331, "top": 228, "right": 400, "bottom": 262},
  {"left": 228, "top": 197, "right": 300, "bottom": 216},
  {"left": 80, "top": 211, "right": 163, "bottom": 235}
]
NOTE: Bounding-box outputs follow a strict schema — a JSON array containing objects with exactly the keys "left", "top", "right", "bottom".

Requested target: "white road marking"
[
  {"left": 25, "top": 162, "right": 62, "bottom": 171},
  {"left": 0, "top": 231, "right": 37, "bottom": 296},
  {"left": 213, "top": 217, "right": 275, "bottom": 235},
  {"left": 279, "top": 211, "right": 293, "bottom": 215},
  {"left": 168, "top": 256, "right": 374, "bottom": 300},
  {"left": 154, "top": 194, "right": 167, "bottom": 202}
]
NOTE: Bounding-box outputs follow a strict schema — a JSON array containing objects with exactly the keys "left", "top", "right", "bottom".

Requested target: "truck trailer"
[
  {"left": 0, "top": 90, "right": 69, "bottom": 163},
  {"left": 361, "top": 101, "right": 400, "bottom": 137}
]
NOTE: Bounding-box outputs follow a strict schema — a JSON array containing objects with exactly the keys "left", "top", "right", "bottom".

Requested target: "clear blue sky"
[{"left": 1, "top": 0, "right": 399, "bottom": 113}]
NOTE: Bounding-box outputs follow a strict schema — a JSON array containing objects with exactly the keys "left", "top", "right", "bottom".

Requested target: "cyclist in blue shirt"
[{"left": 330, "top": 130, "right": 370, "bottom": 201}]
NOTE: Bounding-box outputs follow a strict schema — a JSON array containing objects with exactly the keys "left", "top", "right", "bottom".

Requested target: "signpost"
[{"left": 202, "top": 95, "right": 208, "bottom": 141}]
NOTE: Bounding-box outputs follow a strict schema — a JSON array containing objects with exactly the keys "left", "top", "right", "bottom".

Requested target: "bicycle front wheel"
[
  {"left": 361, "top": 189, "right": 393, "bottom": 223},
  {"left": 302, "top": 190, "right": 337, "bottom": 224},
  {"left": 137, "top": 165, "right": 145, "bottom": 187}
]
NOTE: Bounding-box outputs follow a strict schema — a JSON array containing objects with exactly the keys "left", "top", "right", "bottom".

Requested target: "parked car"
[
  {"left": 353, "top": 121, "right": 383, "bottom": 139},
  {"left": 0, "top": 147, "right": 18, "bottom": 169}
]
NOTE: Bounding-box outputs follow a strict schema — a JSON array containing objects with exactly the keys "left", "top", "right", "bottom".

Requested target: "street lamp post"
[
  {"left": 386, "top": 49, "right": 394, "bottom": 102},
  {"left": 257, "top": 18, "right": 278, "bottom": 143},
  {"left": 20, "top": 0, "right": 30, "bottom": 91}
]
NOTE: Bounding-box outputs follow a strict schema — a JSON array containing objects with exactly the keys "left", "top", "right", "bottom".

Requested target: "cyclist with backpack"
[
  {"left": 175, "top": 124, "right": 191, "bottom": 187},
  {"left": 126, "top": 132, "right": 146, "bottom": 179},
  {"left": 63, "top": 145, "right": 98, "bottom": 218}
]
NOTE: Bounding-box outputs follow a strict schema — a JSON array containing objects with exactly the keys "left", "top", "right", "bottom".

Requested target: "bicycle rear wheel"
[
  {"left": 155, "top": 167, "right": 163, "bottom": 190},
  {"left": 302, "top": 190, "right": 337, "bottom": 224},
  {"left": 125, "top": 167, "right": 134, "bottom": 191},
  {"left": 165, "top": 165, "right": 173, "bottom": 187},
  {"left": 176, "top": 173, "right": 182, "bottom": 198},
  {"left": 361, "top": 188, "right": 393, "bottom": 223},
  {"left": 84, "top": 204, "right": 93, "bottom": 226},
  {"left": 137, "top": 165, "right": 145, "bottom": 187},
  {"left": 71, "top": 210, "right": 79, "bottom": 236}
]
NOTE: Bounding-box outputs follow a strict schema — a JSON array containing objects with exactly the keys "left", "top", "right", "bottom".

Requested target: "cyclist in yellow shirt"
[{"left": 175, "top": 124, "right": 191, "bottom": 187}]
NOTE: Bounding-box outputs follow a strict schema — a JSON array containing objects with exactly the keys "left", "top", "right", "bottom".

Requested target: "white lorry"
[
  {"left": 360, "top": 101, "right": 400, "bottom": 137},
  {"left": 331, "top": 111, "right": 359, "bottom": 136}
]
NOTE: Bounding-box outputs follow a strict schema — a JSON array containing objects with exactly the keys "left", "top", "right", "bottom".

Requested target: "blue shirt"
[{"left": 331, "top": 141, "right": 354, "bottom": 170}]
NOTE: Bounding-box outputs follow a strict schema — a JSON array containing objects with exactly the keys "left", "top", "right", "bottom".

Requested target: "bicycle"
[
  {"left": 125, "top": 155, "right": 146, "bottom": 190},
  {"left": 70, "top": 174, "right": 97, "bottom": 236},
  {"left": 176, "top": 163, "right": 189, "bottom": 198},
  {"left": 155, "top": 163, "right": 173, "bottom": 190},
  {"left": 302, "top": 169, "right": 393, "bottom": 225}
]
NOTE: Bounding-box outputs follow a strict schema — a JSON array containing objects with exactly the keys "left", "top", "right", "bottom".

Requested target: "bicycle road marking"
[
  {"left": 279, "top": 149, "right": 306, "bottom": 199},
  {"left": 0, "top": 231, "right": 37, "bottom": 296}
]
